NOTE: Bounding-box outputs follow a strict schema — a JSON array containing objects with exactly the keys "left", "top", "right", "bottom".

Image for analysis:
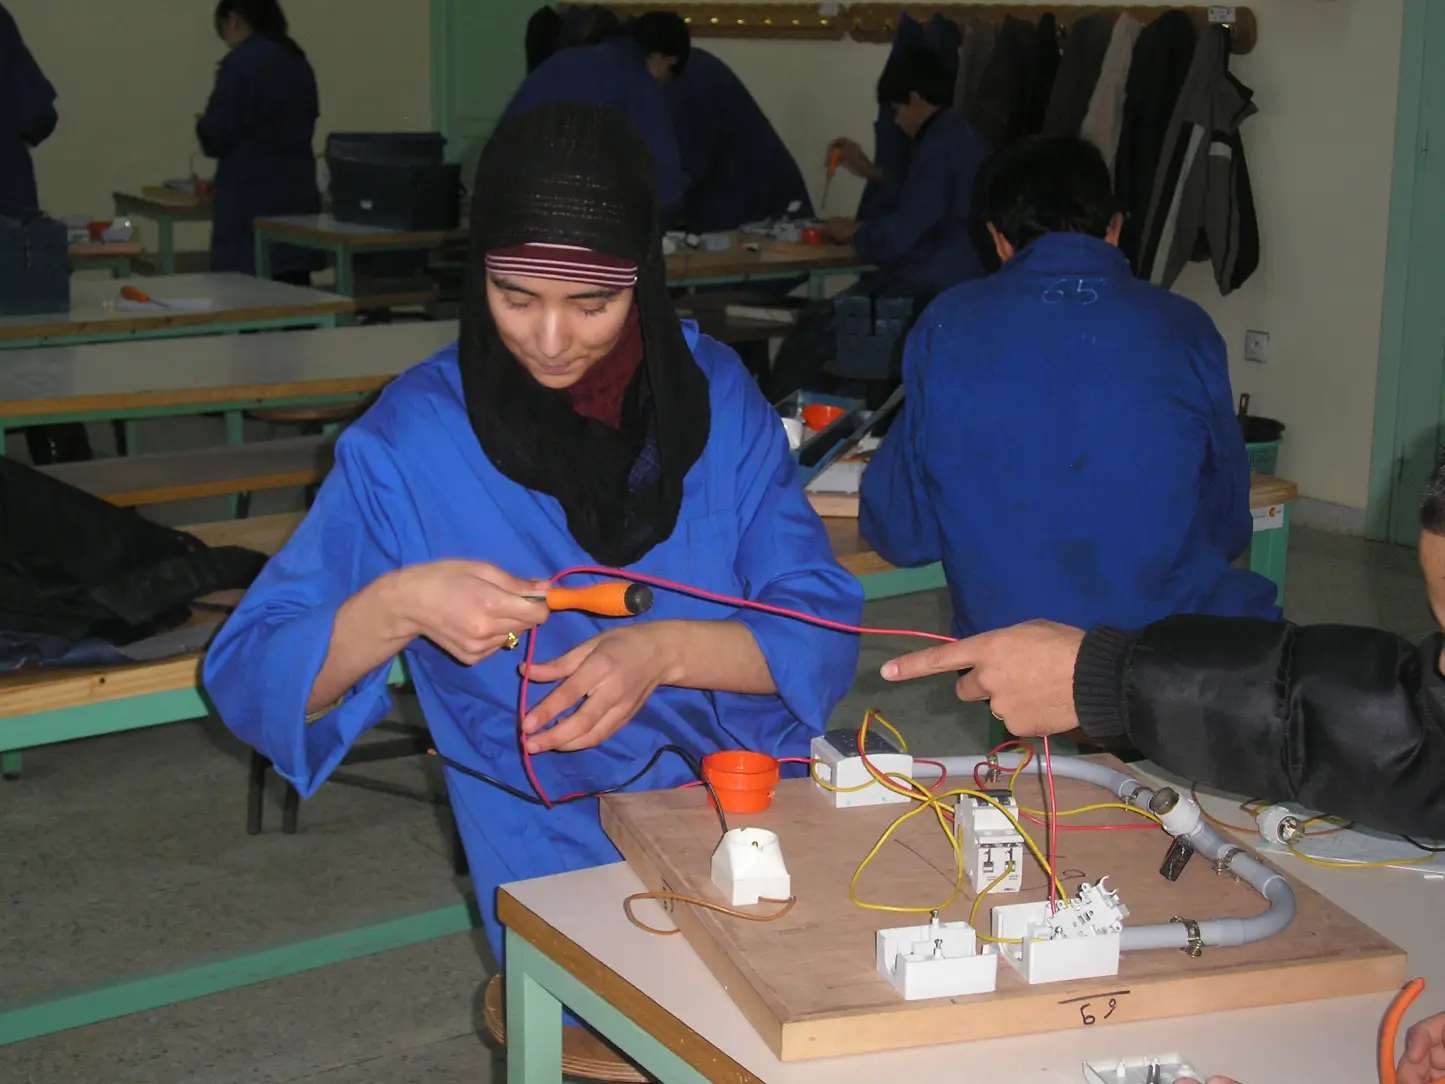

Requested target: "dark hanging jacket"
[
  {"left": 1042, "top": 11, "right": 1117, "bottom": 136},
  {"left": 664, "top": 48, "right": 812, "bottom": 233},
  {"left": 197, "top": 34, "right": 322, "bottom": 275},
  {"left": 967, "top": 14, "right": 1038, "bottom": 152},
  {"left": 1075, "top": 616, "right": 1445, "bottom": 840},
  {"left": 1115, "top": 12, "right": 1197, "bottom": 266},
  {"left": 0, "top": 3, "right": 57, "bottom": 213},
  {"left": 1137, "top": 27, "right": 1260, "bottom": 294}
]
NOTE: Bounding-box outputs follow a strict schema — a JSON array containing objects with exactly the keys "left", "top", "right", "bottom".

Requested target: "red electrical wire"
[{"left": 516, "top": 567, "right": 954, "bottom": 808}]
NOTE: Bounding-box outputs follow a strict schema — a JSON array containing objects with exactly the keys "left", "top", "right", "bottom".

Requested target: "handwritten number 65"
[{"left": 1042, "top": 278, "right": 1104, "bottom": 306}]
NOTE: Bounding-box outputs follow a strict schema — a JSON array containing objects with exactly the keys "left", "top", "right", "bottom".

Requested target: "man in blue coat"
[
  {"left": 0, "top": 3, "right": 57, "bottom": 213},
  {"left": 665, "top": 47, "right": 811, "bottom": 233},
  {"left": 504, "top": 11, "right": 687, "bottom": 220},
  {"left": 765, "top": 47, "right": 990, "bottom": 400},
  {"left": 861, "top": 136, "right": 1280, "bottom": 638}
]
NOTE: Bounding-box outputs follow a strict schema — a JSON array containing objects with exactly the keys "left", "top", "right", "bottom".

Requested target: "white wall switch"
[{"left": 1244, "top": 329, "right": 1270, "bottom": 363}]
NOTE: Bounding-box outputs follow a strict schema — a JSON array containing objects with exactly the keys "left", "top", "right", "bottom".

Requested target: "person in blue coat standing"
[
  {"left": 503, "top": 12, "right": 688, "bottom": 221},
  {"left": 198, "top": 0, "right": 321, "bottom": 281},
  {"left": 0, "top": 2, "right": 57, "bottom": 214},
  {"left": 203, "top": 102, "right": 861, "bottom": 1074},
  {"left": 861, "top": 136, "right": 1280, "bottom": 641},
  {"left": 664, "top": 47, "right": 811, "bottom": 234}
]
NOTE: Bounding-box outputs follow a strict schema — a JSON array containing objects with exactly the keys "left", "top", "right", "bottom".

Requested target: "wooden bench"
[
  {"left": 133, "top": 250, "right": 211, "bottom": 276},
  {"left": 38, "top": 435, "right": 335, "bottom": 508}
]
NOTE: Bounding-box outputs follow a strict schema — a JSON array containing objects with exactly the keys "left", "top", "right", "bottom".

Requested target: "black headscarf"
[{"left": 459, "top": 101, "right": 711, "bottom": 568}]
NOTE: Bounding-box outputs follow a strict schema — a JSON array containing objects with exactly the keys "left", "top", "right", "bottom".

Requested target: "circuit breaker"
[
  {"left": 810, "top": 728, "right": 914, "bottom": 808},
  {"left": 957, "top": 790, "right": 1024, "bottom": 893}
]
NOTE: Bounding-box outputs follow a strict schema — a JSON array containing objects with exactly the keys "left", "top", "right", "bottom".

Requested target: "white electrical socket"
[{"left": 1244, "top": 329, "right": 1270, "bottom": 363}]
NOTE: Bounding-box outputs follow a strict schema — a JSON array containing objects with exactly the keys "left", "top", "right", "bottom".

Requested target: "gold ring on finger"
[
  {"left": 503, "top": 632, "right": 520, "bottom": 651},
  {"left": 989, "top": 705, "right": 1004, "bottom": 722}
]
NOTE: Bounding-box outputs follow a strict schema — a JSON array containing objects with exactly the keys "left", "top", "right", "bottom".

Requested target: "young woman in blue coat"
[
  {"left": 203, "top": 101, "right": 862, "bottom": 1068},
  {"left": 198, "top": 0, "right": 321, "bottom": 282}
]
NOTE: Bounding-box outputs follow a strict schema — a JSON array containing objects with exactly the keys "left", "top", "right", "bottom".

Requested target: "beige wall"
[
  {"left": 10, "top": 0, "right": 431, "bottom": 255},
  {"left": 703, "top": 0, "right": 1404, "bottom": 510}
]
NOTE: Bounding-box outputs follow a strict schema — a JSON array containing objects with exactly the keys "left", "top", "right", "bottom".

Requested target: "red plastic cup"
[
  {"left": 702, "top": 750, "right": 780, "bottom": 814},
  {"left": 801, "top": 403, "right": 846, "bottom": 431}
]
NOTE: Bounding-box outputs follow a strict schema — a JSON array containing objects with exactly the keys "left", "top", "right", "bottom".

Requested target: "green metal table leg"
[
  {"left": 504, "top": 930, "right": 713, "bottom": 1084},
  {"left": 1, "top": 751, "right": 21, "bottom": 780},
  {"left": 334, "top": 243, "right": 356, "bottom": 298},
  {"left": 1249, "top": 504, "right": 1291, "bottom": 607},
  {"left": 254, "top": 229, "right": 274, "bottom": 280},
  {"left": 807, "top": 270, "right": 826, "bottom": 301},
  {"left": 225, "top": 410, "right": 247, "bottom": 519}
]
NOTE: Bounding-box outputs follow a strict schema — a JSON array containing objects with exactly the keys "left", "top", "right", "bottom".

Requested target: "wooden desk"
[
  {"left": 496, "top": 765, "right": 1442, "bottom": 1084},
  {"left": 112, "top": 189, "right": 214, "bottom": 276},
  {"left": 68, "top": 241, "right": 145, "bottom": 279},
  {"left": 0, "top": 319, "right": 457, "bottom": 454},
  {"left": 667, "top": 241, "right": 866, "bottom": 300},
  {"left": 252, "top": 214, "right": 468, "bottom": 299},
  {"left": 0, "top": 273, "right": 355, "bottom": 349}
]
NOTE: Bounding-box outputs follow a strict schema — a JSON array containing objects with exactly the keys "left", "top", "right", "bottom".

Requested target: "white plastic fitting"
[
  {"left": 809, "top": 730, "right": 914, "bottom": 809},
  {"left": 1256, "top": 803, "right": 1303, "bottom": 845},
  {"left": 991, "top": 880, "right": 1129, "bottom": 985},
  {"left": 1082, "top": 1054, "right": 1204, "bottom": 1084},
  {"left": 1150, "top": 787, "right": 1203, "bottom": 837},
  {"left": 875, "top": 910, "right": 998, "bottom": 1000},
  {"left": 710, "top": 828, "right": 790, "bottom": 907},
  {"left": 957, "top": 792, "right": 1024, "bottom": 894}
]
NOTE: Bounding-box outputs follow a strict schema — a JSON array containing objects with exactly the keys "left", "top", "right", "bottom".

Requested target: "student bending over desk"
[
  {"left": 203, "top": 101, "right": 861, "bottom": 1067},
  {"left": 861, "top": 135, "right": 1281, "bottom": 639}
]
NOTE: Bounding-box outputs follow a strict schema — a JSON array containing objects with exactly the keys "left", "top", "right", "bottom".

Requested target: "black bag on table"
[{"left": 0, "top": 457, "right": 269, "bottom": 660}]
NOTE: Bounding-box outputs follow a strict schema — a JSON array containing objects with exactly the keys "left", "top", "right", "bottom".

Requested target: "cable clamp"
[
  {"left": 1170, "top": 916, "right": 1205, "bottom": 958},
  {"left": 1213, "top": 846, "right": 1243, "bottom": 881},
  {"left": 1121, "top": 782, "right": 1148, "bottom": 808}
]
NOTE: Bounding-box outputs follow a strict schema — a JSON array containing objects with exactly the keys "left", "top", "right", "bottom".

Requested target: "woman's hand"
[
  {"left": 520, "top": 624, "right": 677, "bottom": 753},
  {"left": 1400, "top": 1011, "right": 1445, "bottom": 1084},
  {"left": 393, "top": 560, "right": 550, "bottom": 666}
]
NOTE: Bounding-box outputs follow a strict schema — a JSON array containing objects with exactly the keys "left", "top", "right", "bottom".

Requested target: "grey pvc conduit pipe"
[{"left": 923, "top": 754, "right": 1297, "bottom": 953}]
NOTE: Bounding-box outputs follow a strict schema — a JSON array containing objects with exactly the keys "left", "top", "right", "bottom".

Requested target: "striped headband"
[{"left": 484, "top": 243, "right": 638, "bottom": 289}]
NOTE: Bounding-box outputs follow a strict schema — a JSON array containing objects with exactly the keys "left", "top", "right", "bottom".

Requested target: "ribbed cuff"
[{"left": 1073, "top": 626, "right": 1135, "bottom": 739}]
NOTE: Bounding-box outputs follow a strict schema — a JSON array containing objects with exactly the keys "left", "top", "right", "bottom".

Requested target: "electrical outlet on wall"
[{"left": 1244, "top": 330, "right": 1270, "bottom": 363}]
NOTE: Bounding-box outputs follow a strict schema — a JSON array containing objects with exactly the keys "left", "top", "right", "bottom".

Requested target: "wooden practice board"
[{"left": 600, "top": 762, "right": 1405, "bottom": 1061}]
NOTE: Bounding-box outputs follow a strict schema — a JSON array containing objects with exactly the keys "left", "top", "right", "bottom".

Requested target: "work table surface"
[
  {"left": 0, "top": 274, "right": 355, "bottom": 343},
  {"left": 0, "top": 320, "right": 459, "bottom": 418}
]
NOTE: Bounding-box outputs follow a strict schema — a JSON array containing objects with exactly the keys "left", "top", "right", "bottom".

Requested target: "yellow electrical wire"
[
  {"left": 1005, "top": 751, "right": 1160, "bottom": 825},
  {"left": 968, "top": 861, "right": 1025, "bottom": 944},
  {"left": 1284, "top": 837, "right": 1439, "bottom": 870}
]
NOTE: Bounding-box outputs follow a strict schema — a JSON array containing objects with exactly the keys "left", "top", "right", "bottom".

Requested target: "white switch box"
[
  {"left": 1244, "top": 329, "right": 1270, "bottom": 363},
  {"left": 810, "top": 729, "right": 914, "bottom": 808},
  {"left": 1082, "top": 1054, "right": 1204, "bottom": 1083},
  {"left": 711, "top": 828, "right": 790, "bottom": 906},
  {"left": 876, "top": 913, "right": 998, "bottom": 1000}
]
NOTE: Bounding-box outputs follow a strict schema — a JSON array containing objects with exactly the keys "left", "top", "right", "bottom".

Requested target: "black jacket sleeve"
[{"left": 1073, "top": 616, "right": 1445, "bottom": 839}]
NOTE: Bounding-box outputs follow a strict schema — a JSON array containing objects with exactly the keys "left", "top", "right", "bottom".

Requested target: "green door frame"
[{"left": 1367, "top": 1, "right": 1445, "bottom": 542}]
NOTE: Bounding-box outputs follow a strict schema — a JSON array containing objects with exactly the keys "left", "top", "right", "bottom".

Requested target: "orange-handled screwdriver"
[
  {"left": 821, "top": 146, "right": 841, "bottom": 210},
  {"left": 522, "top": 582, "right": 654, "bottom": 618},
  {"left": 120, "top": 285, "right": 170, "bottom": 308}
]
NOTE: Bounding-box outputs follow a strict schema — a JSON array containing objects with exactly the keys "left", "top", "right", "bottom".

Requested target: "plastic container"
[
  {"left": 1237, "top": 394, "right": 1285, "bottom": 475},
  {"left": 702, "top": 751, "right": 780, "bottom": 814},
  {"left": 802, "top": 403, "right": 847, "bottom": 431}
]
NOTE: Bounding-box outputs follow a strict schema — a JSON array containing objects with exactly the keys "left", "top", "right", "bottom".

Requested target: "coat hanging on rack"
[
  {"left": 1080, "top": 13, "right": 1144, "bottom": 175},
  {"left": 1043, "top": 10, "right": 1118, "bottom": 136}
]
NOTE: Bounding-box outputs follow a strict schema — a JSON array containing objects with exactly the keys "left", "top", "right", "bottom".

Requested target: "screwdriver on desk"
[
  {"left": 521, "top": 582, "right": 654, "bottom": 617},
  {"left": 821, "top": 145, "right": 840, "bottom": 210},
  {"left": 120, "top": 285, "right": 171, "bottom": 308}
]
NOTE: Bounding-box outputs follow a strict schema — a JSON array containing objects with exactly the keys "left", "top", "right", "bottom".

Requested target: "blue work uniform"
[
  {"left": 197, "top": 35, "right": 322, "bottom": 276},
  {"left": 202, "top": 324, "right": 863, "bottom": 965},
  {"left": 860, "top": 232, "right": 1280, "bottom": 638},
  {"left": 665, "top": 48, "right": 811, "bottom": 234},
  {"left": 0, "top": 3, "right": 57, "bottom": 212},
  {"left": 855, "top": 108, "right": 990, "bottom": 297},
  {"left": 503, "top": 37, "right": 686, "bottom": 220}
]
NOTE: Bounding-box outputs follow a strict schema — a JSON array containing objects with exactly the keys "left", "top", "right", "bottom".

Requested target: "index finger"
[
  {"left": 880, "top": 636, "right": 975, "bottom": 682},
  {"left": 465, "top": 561, "right": 550, "bottom": 597}
]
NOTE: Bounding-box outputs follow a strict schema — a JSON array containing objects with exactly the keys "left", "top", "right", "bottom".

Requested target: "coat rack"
[{"left": 563, "top": 4, "right": 1257, "bottom": 53}]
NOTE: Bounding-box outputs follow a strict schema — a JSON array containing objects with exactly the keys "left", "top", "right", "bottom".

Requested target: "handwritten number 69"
[{"left": 1079, "top": 997, "right": 1119, "bottom": 1026}]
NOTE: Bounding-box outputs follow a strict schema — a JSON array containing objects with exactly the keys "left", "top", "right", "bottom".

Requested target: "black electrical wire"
[
  {"left": 434, "top": 742, "right": 729, "bottom": 837},
  {"left": 1401, "top": 834, "right": 1445, "bottom": 853}
]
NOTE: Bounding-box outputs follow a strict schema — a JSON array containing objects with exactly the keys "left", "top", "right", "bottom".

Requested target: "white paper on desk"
[
  {"left": 1256, "top": 804, "right": 1445, "bottom": 878},
  {"left": 803, "top": 438, "right": 881, "bottom": 494},
  {"left": 114, "top": 298, "right": 214, "bottom": 312}
]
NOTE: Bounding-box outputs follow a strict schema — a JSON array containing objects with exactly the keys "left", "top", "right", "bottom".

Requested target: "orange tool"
[
  {"left": 1380, "top": 977, "right": 1426, "bottom": 1084},
  {"left": 822, "top": 146, "right": 840, "bottom": 209},
  {"left": 120, "top": 285, "right": 170, "bottom": 308},
  {"left": 524, "top": 582, "right": 654, "bottom": 617}
]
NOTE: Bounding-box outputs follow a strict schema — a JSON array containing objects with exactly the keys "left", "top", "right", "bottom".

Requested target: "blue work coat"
[
  {"left": 664, "top": 48, "right": 812, "bottom": 233},
  {"left": 197, "top": 35, "right": 321, "bottom": 275},
  {"left": 503, "top": 37, "right": 686, "bottom": 220},
  {"left": 0, "top": 4, "right": 56, "bottom": 212},
  {"left": 854, "top": 108, "right": 990, "bottom": 296},
  {"left": 203, "top": 324, "right": 863, "bottom": 965},
  {"left": 860, "top": 232, "right": 1281, "bottom": 637}
]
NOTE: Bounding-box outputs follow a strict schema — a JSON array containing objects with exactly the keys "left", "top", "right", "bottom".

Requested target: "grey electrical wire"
[{"left": 923, "top": 755, "right": 1296, "bottom": 953}]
